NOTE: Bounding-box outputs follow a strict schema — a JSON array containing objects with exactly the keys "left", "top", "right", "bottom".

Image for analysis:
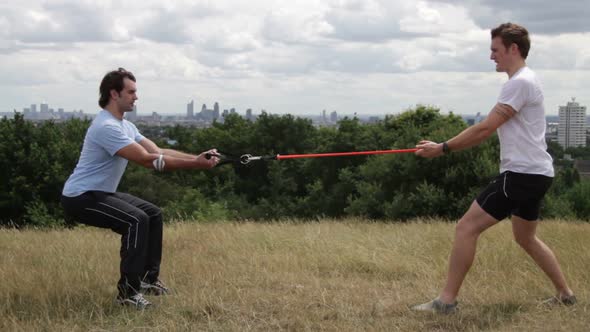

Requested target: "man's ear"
[
  {"left": 510, "top": 43, "right": 520, "bottom": 55},
  {"left": 110, "top": 89, "right": 119, "bottom": 100}
]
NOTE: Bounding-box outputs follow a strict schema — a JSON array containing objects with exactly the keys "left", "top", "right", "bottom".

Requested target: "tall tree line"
[{"left": 0, "top": 106, "right": 587, "bottom": 227}]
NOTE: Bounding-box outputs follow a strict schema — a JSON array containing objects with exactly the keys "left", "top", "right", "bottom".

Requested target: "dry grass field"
[{"left": 0, "top": 219, "right": 588, "bottom": 331}]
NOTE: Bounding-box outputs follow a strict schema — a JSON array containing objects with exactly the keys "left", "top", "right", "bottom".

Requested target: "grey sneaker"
[
  {"left": 141, "top": 279, "right": 170, "bottom": 296},
  {"left": 116, "top": 293, "right": 152, "bottom": 310},
  {"left": 411, "top": 298, "right": 458, "bottom": 314},
  {"left": 541, "top": 294, "right": 577, "bottom": 306}
]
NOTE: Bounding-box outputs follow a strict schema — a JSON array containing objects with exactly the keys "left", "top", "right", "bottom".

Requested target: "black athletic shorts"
[{"left": 476, "top": 171, "right": 553, "bottom": 221}]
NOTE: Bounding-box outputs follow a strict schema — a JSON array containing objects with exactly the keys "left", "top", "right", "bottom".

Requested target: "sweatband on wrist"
[{"left": 153, "top": 154, "right": 165, "bottom": 171}]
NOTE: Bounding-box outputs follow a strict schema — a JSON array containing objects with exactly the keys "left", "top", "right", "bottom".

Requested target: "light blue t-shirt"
[{"left": 62, "top": 110, "right": 144, "bottom": 197}]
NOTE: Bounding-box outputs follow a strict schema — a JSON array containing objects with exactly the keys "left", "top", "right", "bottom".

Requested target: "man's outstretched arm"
[
  {"left": 116, "top": 142, "right": 219, "bottom": 170},
  {"left": 415, "top": 103, "right": 516, "bottom": 158},
  {"left": 138, "top": 137, "right": 200, "bottom": 159}
]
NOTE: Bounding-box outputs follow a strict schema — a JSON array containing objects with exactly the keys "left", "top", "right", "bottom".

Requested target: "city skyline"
[
  {"left": 0, "top": 1, "right": 589, "bottom": 116},
  {"left": 9, "top": 96, "right": 589, "bottom": 119},
  {"left": 6, "top": 99, "right": 352, "bottom": 124},
  {"left": 8, "top": 98, "right": 589, "bottom": 153}
]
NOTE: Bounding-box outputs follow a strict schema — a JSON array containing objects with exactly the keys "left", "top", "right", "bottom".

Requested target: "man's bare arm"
[
  {"left": 415, "top": 103, "right": 516, "bottom": 158},
  {"left": 117, "top": 142, "right": 218, "bottom": 170},
  {"left": 138, "top": 137, "right": 202, "bottom": 159}
]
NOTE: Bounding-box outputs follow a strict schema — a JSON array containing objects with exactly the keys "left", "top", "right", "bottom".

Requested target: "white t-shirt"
[
  {"left": 62, "top": 110, "right": 144, "bottom": 197},
  {"left": 496, "top": 66, "right": 554, "bottom": 177}
]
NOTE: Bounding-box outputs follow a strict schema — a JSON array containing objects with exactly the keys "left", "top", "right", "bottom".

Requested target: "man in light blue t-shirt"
[{"left": 61, "top": 68, "right": 220, "bottom": 309}]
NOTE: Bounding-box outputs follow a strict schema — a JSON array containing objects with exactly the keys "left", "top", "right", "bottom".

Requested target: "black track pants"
[{"left": 61, "top": 191, "right": 163, "bottom": 296}]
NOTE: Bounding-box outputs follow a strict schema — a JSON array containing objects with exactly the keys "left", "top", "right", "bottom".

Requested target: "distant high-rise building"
[
  {"left": 558, "top": 97, "right": 587, "bottom": 148},
  {"left": 30, "top": 104, "right": 37, "bottom": 113},
  {"left": 187, "top": 100, "right": 194, "bottom": 119},
  {"left": 330, "top": 111, "right": 338, "bottom": 123},
  {"left": 151, "top": 111, "right": 160, "bottom": 122},
  {"left": 246, "top": 108, "right": 253, "bottom": 120},
  {"left": 214, "top": 102, "right": 220, "bottom": 113},
  {"left": 40, "top": 103, "right": 49, "bottom": 113}
]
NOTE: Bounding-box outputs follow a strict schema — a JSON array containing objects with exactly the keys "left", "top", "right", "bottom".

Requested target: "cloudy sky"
[{"left": 1, "top": 0, "right": 589, "bottom": 117}]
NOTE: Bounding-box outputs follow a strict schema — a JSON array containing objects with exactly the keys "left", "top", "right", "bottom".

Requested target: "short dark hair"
[
  {"left": 98, "top": 67, "right": 136, "bottom": 108},
  {"left": 491, "top": 23, "right": 530, "bottom": 59}
]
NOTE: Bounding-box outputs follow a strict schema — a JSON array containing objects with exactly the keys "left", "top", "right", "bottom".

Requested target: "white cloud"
[
  {"left": 400, "top": 1, "right": 478, "bottom": 34},
  {"left": 261, "top": 4, "right": 332, "bottom": 44},
  {"left": 0, "top": 0, "right": 588, "bottom": 116},
  {"left": 430, "top": 0, "right": 590, "bottom": 34},
  {"left": 323, "top": 0, "right": 419, "bottom": 41},
  {"left": 1, "top": 1, "right": 117, "bottom": 43}
]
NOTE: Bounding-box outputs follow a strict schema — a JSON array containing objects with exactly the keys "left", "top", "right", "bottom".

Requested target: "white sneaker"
[
  {"left": 541, "top": 294, "right": 577, "bottom": 306},
  {"left": 141, "top": 279, "right": 170, "bottom": 296},
  {"left": 116, "top": 293, "right": 152, "bottom": 310},
  {"left": 411, "top": 298, "right": 458, "bottom": 314}
]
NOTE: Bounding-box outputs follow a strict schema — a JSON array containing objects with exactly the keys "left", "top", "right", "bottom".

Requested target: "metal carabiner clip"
[{"left": 240, "top": 154, "right": 264, "bottom": 164}]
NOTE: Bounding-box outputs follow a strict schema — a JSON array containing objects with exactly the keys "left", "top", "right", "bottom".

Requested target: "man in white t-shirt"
[
  {"left": 61, "top": 68, "right": 220, "bottom": 309},
  {"left": 411, "top": 23, "right": 576, "bottom": 313}
]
